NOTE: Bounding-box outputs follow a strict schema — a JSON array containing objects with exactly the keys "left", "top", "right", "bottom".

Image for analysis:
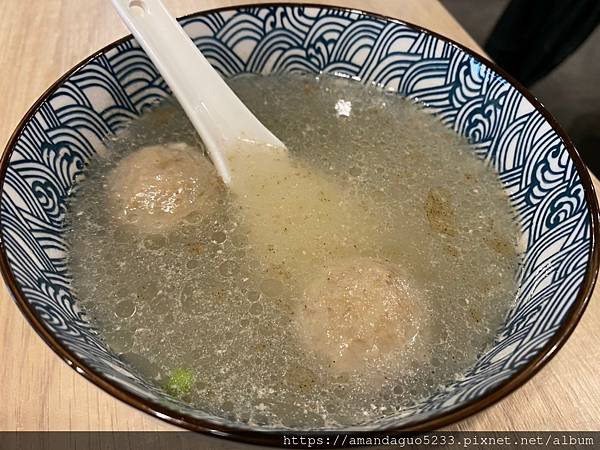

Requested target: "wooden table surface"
[{"left": 1, "top": 0, "right": 599, "bottom": 439}]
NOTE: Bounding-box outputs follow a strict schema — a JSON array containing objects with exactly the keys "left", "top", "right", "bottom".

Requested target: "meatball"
[
  {"left": 294, "top": 258, "right": 429, "bottom": 377},
  {"left": 107, "top": 142, "right": 221, "bottom": 233}
]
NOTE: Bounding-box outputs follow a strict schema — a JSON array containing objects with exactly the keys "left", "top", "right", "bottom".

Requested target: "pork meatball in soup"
[
  {"left": 107, "top": 142, "right": 221, "bottom": 233},
  {"left": 295, "top": 258, "right": 429, "bottom": 379}
]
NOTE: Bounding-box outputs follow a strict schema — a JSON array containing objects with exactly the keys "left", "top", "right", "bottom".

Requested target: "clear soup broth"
[{"left": 66, "top": 74, "right": 521, "bottom": 429}]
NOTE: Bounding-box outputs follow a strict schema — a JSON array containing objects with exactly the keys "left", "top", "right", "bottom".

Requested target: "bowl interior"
[{"left": 0, "top": 4, "right": 596, "bottom": 435}]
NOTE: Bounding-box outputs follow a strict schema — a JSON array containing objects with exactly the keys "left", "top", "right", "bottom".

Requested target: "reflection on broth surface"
[{"left": 66, "top": 73, "right": 522, "bottom": 429}]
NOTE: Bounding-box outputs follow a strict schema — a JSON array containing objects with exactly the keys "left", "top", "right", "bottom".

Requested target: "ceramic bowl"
[{"left": 1, "top": 3, "right": 598, "bottom": 445}]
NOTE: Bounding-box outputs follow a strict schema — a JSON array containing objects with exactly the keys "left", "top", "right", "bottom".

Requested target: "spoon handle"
[{"left": 110, "top": 0, "right": 285, "bottom": 184}]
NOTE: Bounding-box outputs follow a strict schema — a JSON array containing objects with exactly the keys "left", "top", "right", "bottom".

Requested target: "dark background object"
[
  {"left": 485, "top": 0, "right": 600, "bottom": 87},
  {"left": 442, "top": 0, "right": 600, "bottom": 176}
]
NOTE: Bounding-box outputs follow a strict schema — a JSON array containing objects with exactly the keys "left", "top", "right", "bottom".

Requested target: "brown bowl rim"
[{"left": 1, "top": 2, "right": 598, "bottom": 446}]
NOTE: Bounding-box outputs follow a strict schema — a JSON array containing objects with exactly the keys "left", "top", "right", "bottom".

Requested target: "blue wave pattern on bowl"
[{"left": 0, "top": 6, "right": 591, "bottom": 429}]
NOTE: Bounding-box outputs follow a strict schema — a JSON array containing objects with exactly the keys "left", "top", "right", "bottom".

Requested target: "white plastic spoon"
[{"left": 110, "top": 0, "right": 286, "bottom": 185}]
